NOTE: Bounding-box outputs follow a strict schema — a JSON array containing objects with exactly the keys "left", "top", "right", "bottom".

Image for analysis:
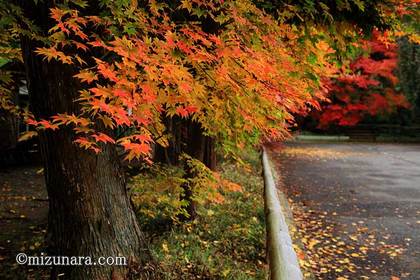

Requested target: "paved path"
[
  {"left": 0, "top": 165, "right": 48, "bottom": 279},
  {"left": 268, "top": 142, "right": 420, "bottom": 280}
]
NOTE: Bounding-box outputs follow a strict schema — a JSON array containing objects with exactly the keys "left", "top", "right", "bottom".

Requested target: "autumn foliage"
[
  {"left": 4, "top": 0, "right": 337, "bottom": 161},
  {"left": 314, "top": 30, "right": 411, "bottom": 129},
  {"left": 1, "top": 0, "right": 418, "bottom": 158}
]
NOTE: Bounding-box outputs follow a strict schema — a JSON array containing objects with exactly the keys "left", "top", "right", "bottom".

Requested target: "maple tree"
[
  {"left": 313, "top": 30, "right": 411, "bottom": 129},
  {"left": 0, "top": 0, "right": 415, "bottom": 279},
  {"left": 27, "top": 3, "right": 336, "bottom": 157}
]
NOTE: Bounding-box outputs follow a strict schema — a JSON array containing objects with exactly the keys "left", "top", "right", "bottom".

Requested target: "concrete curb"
[
  {"left": 290, "top": 134, "right": 420, "bottom": 143},
  {"left": 292, "top": 135, "right": 350, "bottom": 141},
  {"left": 262, "top": 148, "right": 303, "bottom": 280}
]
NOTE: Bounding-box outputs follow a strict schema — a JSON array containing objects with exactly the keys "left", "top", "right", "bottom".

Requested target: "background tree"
[
  {"left": 312, "top": 30, "right": 411, "bottom": 129},
  {"left": 398, "top": 36, "right": 420, "bottom": 118}
]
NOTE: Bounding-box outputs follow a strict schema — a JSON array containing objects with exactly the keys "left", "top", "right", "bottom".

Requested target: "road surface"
[
  {"left": 0, "top": 165, "right": 48, "bottom": 279},
  {"left": 268, "top": 142, "right": 420, "bottom": 280}
]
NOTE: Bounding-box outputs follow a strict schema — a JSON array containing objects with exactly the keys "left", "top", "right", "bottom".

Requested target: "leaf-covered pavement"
[
  {"left": 0, "top": 165, "right": 49, "bottom": 279},
  {"left": 268, "top": 142, "right": 420, "bottom": 280}
]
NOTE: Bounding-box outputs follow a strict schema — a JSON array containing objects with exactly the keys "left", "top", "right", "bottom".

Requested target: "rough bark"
[
  {"left": 18, "top": 1, "right": 153, "bottom": 279},
  {"left": 38, "top": 129, "right": 152, "bottom": 279}
]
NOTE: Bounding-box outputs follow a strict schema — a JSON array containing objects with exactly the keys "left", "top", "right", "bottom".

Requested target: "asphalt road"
[{"left": 268, "top": 142, "right": 420, "bottom": 280}]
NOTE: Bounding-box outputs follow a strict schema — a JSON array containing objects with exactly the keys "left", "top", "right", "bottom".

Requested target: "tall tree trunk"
[
  {"left": 18, "top": 2, "right": 153, "bottom": 279},
  {"left": 154, "top": 117, "right": 216, "bottom": 170},
  {"left": 39, "top": 129, "right": 152, "bottom": 279},
  {"left": 185, "top": 120, "right": 216, "bottom": 170}
]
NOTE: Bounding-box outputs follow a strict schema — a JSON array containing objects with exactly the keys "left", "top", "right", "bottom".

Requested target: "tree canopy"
[
  {"left": 0, "top": 0, "right": 417, "bottom": 157},
  {"left": 314, "top": 30, "right": 411, "bottom": 128}
]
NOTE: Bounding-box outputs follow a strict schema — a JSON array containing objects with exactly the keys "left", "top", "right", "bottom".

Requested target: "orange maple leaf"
[
  {"left": 50, "top": 7, "right": 65, "bottom": 22},
  {"left": 92, "top": 133, "right": 115, "bottom": 144},
  {"left": 74, "top": 71, "right": 98, "bottom": 84}
]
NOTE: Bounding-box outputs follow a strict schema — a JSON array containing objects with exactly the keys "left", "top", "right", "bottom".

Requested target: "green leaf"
[
  {"left": 0, "top": 57, "right": 10, "bottom": 68},
  {"left": 307, "top": 52, "right": 318, "bottom": 65}
]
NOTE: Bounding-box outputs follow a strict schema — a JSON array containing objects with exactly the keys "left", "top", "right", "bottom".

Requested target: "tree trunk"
[
  {"left": 185, "top": 120, "right": 216, "bottom": 171},
  {"left": 154, "top": 117, "right": 216, "bottom": 170},
  {"left": 18, "top": 2, "right": 153, "bottom": 279},
  {"left": 179, "top": 160, "right": 198, "bottom": 221},
  {"left": 39, "top": 129, "right": 153, "bottom": 279},
  {"left": 177, "top": 119, "right": 216, "bottom": 220}
]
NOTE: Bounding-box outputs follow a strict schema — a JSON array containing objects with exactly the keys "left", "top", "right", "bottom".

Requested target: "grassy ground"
[{"left": 131, "top": 150, "right": 268, "bottom": 279}]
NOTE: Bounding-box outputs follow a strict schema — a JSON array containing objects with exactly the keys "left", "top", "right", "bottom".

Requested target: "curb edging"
[
  {"left": 292, "top": 135, "right": 350, "bottom": 141},
  {"left": 262, "top": 148, "right": 303, "bottom": 280}
]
